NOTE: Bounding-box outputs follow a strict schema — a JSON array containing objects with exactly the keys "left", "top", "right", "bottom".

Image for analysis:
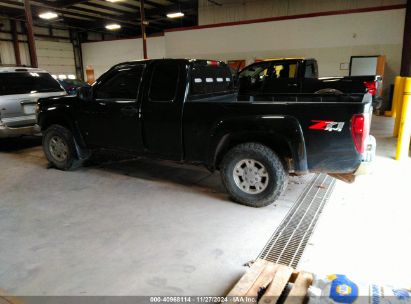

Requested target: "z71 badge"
[{"left": 309, "top": 120, "right": 345, "bottom": 132}]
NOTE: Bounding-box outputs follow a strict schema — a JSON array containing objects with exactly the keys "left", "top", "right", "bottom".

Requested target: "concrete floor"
[
  {"left": 0, "top": 137, "right": 312, "bottom": 296},
  {"left": 2, "top": 115, "right": 408, "bottom": 296},
  {"left": 299, "top": 115, "right": 411, "bottom": 287}
]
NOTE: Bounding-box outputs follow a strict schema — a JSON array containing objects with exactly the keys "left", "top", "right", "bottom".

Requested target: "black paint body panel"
[{"left": 37, "top": 59, "right": 372, "bottom": 175}]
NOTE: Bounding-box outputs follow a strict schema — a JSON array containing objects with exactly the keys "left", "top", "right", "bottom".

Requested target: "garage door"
[{"left": 36, "top": 40, "right": 76, "bottom": 76}]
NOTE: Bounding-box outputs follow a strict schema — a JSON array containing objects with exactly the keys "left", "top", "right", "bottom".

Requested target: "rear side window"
[
  {"left": 95, "top": 65, "right": 144, "bottom": 100},
  {"left": 191, "top": 63, "right": 233, "bottom": 96},
  {"left": 0, "top": 72, "right": 63, "bottom": 96},
  {"left": 149, "top": 62, "right": 180, "bottom": 102},
  {"left": 305, "top": 63, "right": 316, "bottom": 78}
]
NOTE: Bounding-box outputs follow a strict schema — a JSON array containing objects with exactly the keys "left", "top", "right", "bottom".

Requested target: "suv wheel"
[
  {"left": 220, "top": 143, "right": 288, "bottom": 207},
  {"left": 43, "top": 124, "right": 81, "bottom": 170}
]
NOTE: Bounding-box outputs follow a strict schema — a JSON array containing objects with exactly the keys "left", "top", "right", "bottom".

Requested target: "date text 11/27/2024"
[{"left": 149, "top": 296, "right": 256, "bottom": 303}]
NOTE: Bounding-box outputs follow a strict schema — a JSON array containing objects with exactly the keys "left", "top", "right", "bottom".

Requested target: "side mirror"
[{"left": 77, "top": 86, "right": 92, "bottom": 101}]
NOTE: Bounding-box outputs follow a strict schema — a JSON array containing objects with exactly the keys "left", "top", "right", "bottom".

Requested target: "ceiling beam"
[
  {"left": 57, "top": 0, "right": 90, "bottom": 8},
  {"left": 0, "top": 0, "right": 23, "bottom": 10},
  {"left": 0, "top": 0, "right": 198, "bottom": 38}
]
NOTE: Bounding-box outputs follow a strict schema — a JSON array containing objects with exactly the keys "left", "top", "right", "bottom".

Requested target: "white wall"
[
  {"left": 81, "top": 36, "right": 166, "bottom": 78},
  {"left": 165, "top": 9, "right": 405, "bottom": 97},
  {"left": 198, "top": 0, "right": 406, "bottom": 25},
  {"left": 80, "top": 7, "right": 404, "bottom": 100}
]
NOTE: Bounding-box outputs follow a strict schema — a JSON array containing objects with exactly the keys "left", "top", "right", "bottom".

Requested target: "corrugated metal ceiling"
[{"left": 0, "top": 0, "right": 198, "bottom": 37}]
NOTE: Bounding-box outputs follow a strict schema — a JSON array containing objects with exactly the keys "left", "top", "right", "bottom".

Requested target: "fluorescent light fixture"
[
  {"left": 106, "top": 0, "right": 123, "bottom": 2},
  {"left": 39, "top": 11, "right": 58, "bottom": 20},
  {"left": 105, "top": 23, "right": 121, "bottom": 30},
  {"left": 58, "top": 75, "right": 67, "bottom": 80},
  {"left": 51, "top": 75, "right": 57, "bottom": 79},
  {"left": 167, "top": 12, "right": 184, "bottom": 18},
  {"left": 68, "top": 75, "right": 76, "bottom": 79}
]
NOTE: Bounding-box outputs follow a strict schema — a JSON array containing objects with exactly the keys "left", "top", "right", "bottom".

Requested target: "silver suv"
[{"left": 0, "top": 67, "right": 66, "bottom": 138}]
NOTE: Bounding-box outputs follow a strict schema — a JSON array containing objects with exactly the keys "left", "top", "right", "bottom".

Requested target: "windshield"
[
  {"left": 0, "top": 72, "right": 64, "bottom": 96},
  {"left": 239, "top": 62, "right": 271, "bottom": 78},
  {"left": 60, "top": 79, "right": 87, "bottom": 87}
]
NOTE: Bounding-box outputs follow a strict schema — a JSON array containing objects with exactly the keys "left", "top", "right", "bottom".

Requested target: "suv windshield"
[{"left": 0, "top": 72, "right": 64, "bottom": 96}]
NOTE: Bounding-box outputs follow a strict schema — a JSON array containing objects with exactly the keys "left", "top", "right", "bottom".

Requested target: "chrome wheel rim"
[
  {"left": 49, "top": 135, "right": 68, "bottom": 162},
  {"left": 233, "top": 159, "right": 269, "bottom": 194}
]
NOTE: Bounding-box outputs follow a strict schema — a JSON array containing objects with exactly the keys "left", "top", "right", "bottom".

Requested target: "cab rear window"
[
  {"left": 0, "top": 72, "right": 64, "bottom": 96},
  {"left": 190, "top": 63, "right": 234, "bottom": 97}
]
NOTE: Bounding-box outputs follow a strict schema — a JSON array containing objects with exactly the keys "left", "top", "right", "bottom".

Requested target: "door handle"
[
  {"left": 121, "top": 106, "right": 139, "bottom": 116},
  {"left": 20, "top": 99, "right": 36, "bottom": 105}
]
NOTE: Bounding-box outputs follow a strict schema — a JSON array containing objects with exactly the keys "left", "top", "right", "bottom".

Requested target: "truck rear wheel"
[
  {"left": 43, "top": 124, "right": 81, "bottom": 171},
  {"left": 220, "top": 143, "right": 288, "bottom": 208}
]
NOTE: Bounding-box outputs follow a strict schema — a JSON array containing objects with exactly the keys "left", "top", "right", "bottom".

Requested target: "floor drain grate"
[{"left": 258, "top": 173, "right": 335, "bottom": 268}]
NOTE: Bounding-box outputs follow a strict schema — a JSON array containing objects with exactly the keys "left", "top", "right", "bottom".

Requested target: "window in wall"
[
  {"left": 149, "top": 62, "right": 180, "bottom": 102},
  {"left": 95, "top": 65, "right": 144, "bottom": 100}
]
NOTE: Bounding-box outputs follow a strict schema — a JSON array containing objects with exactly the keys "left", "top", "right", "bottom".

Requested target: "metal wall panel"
[{"left": 0, "top": 41, "right": 15, "bottom": 65}]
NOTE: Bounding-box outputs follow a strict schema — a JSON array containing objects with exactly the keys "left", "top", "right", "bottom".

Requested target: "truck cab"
[
  {"left": 37, "top": 59, "right": 375, "bottom": 208},
  {"left": 237, "top": 58, "right": 382, "bottom": 105}
]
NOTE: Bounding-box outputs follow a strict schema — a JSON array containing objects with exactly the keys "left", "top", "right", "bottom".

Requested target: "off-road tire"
[
  {"left": 43, "top": 124, "right": 82, "bottom": 171},
  {"left": 220, "top": 143, "right": 288, "bottom": 207}
]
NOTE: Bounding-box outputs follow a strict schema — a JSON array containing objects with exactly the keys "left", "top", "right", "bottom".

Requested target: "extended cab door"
[
  {"left": 77, "top": 64, "right": 145, "bottom": 150},
  {"left": 262, "top": 60, "right": 301, "bottom": 96},
  {"left": 140, "top": 60, "right": 186, "bottom": 160}
]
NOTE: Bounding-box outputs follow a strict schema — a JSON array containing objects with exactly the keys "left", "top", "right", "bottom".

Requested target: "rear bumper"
[
  {"left": 0, "top": 123, "right": 41, "bottom": 138},
  {"left": 355, "top": 135, "right": 376, "bottom": 175},
  {"left": 328, "top": 135, "right": 376, "bottom": 183}
]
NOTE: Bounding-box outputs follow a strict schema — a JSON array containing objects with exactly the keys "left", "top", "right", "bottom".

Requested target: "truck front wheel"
[
  {"left": 43, "top": 124, "right": 81, "bottom": 171},
  {"left": 220, "top": 143, "right": 288, "bottom": 207}
]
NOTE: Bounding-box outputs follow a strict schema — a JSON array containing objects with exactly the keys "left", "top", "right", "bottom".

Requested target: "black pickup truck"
[
  {"left": 237, "top": 58, "right": 383, "bottom": 107},
  {"left": 36, "top": 59, "right": 375, "bottom": 207}
]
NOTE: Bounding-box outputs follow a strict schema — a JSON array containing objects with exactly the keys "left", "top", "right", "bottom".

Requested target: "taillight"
[
  {"left": 207, "top": 60, "right": 220, "bottom": 66},
  {"left": 351, "top": 114, "right": 369, "bottom": 154},
  {"left": 364, "top": 81, "right": 376, "bottom": 96}
]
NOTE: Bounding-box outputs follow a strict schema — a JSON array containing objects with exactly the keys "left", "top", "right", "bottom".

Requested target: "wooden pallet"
[{"left": 227, "top": 259, "right": 313, "bottom": 304}]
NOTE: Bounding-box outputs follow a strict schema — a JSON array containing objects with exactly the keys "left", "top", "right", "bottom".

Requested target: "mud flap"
[
  {"left": 328, "top": 173, "right": 356, "bottom": 184},
  {"left": 73, "top": 137, "right": 91, "bottom": 160}
]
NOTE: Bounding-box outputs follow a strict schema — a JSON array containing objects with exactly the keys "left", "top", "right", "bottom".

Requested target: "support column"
[
  {"left": 401, "top": 0, "right": 411, "bottom": 76},
  {"left": 10, "top": 20, "right": 21, "bottom": 66},
  {"left": 140, "top": 0, "right": 148, "bottom": 59},
  {"left": 24, "top": 0, "right": 38, "bottom": 68},
  {"left": 70, "top": 30, "right": 85, "bottom": 81}
]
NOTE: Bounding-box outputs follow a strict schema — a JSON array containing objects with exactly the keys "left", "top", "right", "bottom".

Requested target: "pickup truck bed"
[
  {"left": 237, "top": 58, "right": 382, "bottom": 107},
  {"left": 184, "top": 93, "right": 371, "bottom": 174},
  {"left": 37, "top": 59, "right": 375, "bottom": 207}
]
